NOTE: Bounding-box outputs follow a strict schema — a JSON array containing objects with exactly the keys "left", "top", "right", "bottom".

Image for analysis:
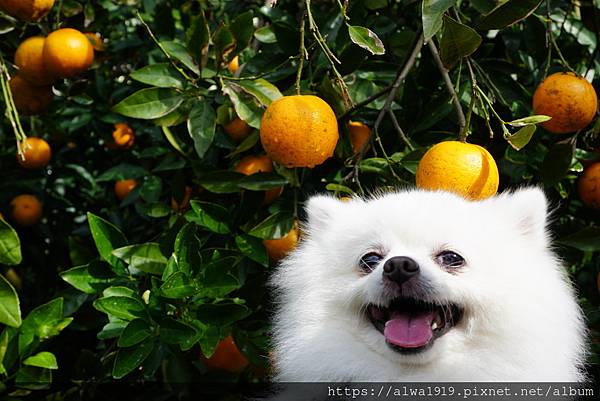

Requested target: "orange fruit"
[
  {"left": 223, "top": 117, "right": 252, "bottom": 142},
  {"left": 235, "top": 155, "right": 283, "bottom": 204},
  {"left": 532, "top": 72, "right": 598, "bottom": 134},
  {"left": 9, "top": 76, "right": 53, "bottom": 116},
  {"left": 577, "top": 162, "right": 600, "bottom": 208},
  {"left": 228, "top": 56, "right": 240, "bottom": 74},
  {"left": 43, "top": 28, "right": 94, "bottom": 78},
  {"left": 112, "top": 123, "right": 135, "bottom": 149},
  {"left": 14, "top": 36, "right": 55, "bottom": 85},
  {"left": 170, "top": 186, "right": 193, "bottom": 211},
  {"left": 260, "top": 95, "right": 339, "bottom": 168},
  {"left": 263, "top": 225, "right": 299, "bottom": 261},
  {"left": 348, "top": 121, "right": 371, "bottom": 154},
  {"left": 18, "top": 137, "right": 51, "bottom": 169},
  {"left": 84, "top": 32, "right": 106, "bottom": 52},
  {"left": 114, "top": 179, "right": 137, "bottom": 201},
  {"left": 415, "top": 141, "right": 499, "bottom": 200},
  {"left": 0, "top": 0, "right": 55, "bottom": 21},
  {"left": 202, "top": 335, "right": 249, "bottom": 373},
  {"left": 9, "top": 194, "right": 42, "bottom": 227}
]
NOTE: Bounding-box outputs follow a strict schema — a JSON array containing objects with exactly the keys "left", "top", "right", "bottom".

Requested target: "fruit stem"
[
  {"left": 295, "top": 14, "right": 307, "bottom": 95},
  {"left": 0, "top": 55, "right": 27, "bottom": 157}
]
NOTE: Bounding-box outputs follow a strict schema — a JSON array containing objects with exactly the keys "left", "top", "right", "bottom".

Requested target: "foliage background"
[{"left": 0, "top": 0, "right": 599, "bottom": 399}]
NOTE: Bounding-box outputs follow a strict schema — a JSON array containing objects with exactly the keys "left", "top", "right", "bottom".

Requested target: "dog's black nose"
[{"left": 383, "top": 256, "right": 419, "bottom": 284}]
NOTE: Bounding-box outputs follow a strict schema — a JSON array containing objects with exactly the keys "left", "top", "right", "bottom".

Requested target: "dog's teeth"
[{"left": 431, "top": 322, "right": 438, "bottom": 330}]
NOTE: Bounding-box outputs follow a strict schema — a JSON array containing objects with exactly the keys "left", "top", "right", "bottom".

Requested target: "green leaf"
[
  {"left": 233, "top": 79, "right": 283, "bottom": 106},
  {"left": 238, "top": 172, "right": 287, "bottom": 191},
  {"left": 162, "top": 126, "right": 187, "bottom": 156},
  {"left": 139, "top": 176, "right": 162, "bottom": 203},
  {"left": 160, "top": 272, "right": 196, "bottom": 298},
  {"left": 161, "top": 41, "right": 200, "bottom": 74},
  {"left": 197, "top": 170, "right": 244, "bottom": 193},
  {"left": 60, "top": 261, "right": 116, "bottom": 294},
  {"left": 235, "top": 235, "right": 268, "bottom": 266},
  {"left": 506, "top": 115, "right": 552, "bottom": 127},
  {"left": 23, "top": 352, "right": 58, "bottom": 370},
  {"left": 130, "top": 63, "right": 184, "bottom": 89},
  {"left": 348, "top": 25, "right": 385, "bottom": 55},
  {"left": 254, "top": 25, "right": 277, "bottom": 43},
  {"left": 96, "top": 163, "right": 147, "bottom": 182},
  {"left": 0, "top": 219, "right": 21, "bottom": 265},
  {"left": 200, "top": 257, "right": 241, "bottom": 298},
  {"left": 98, "top": 321, "right": 128, "bottom": 340},
  {"left": 112, "top": 338, "right": 155, "bottom": 379},
  {"left": 248, "top": 212, "right": 294, "bottom": 239},
  {"left": 440, "top": 16, "right": 482, "bottom": 69},
  {"left": 19, "top": 298, "right": 72, "bottom": 357},
  {"left": 118, "top": 318, "right": 152, "bottom": 347},
  {"left": 188, "top": 201, "right": 231, "bottom": 234},
  {"left": 87, "top": 213, "right": 128, "bottom": 274},
  {"left": 186, "top": 11, "right": 210, "bottom": 64},
  {"left": 159, "top": 318, "right": 197, "bottom": 345},
  {"left": 112, "top": 243, "right": 167, "bottom": 275},
  {"left": 187, "top": 102, "right": 216, "bottom": 159},
  {"left": 93, "top": 296, "right": 146, "bottom": 321},
  {"left": 0, "top": 275, "right": 21, "bottom": 328},
  {"left": 540, "top": 142, "right": 575, "bottom": 187},
  {"left": 222, "top": 82, "right": 263, "bottom": 129},
  {"left": 557, "top": 228, "right": 600, "bottom": 252},
  {"left": 196, "top": 302, "right": 251, "bottom": 326},
  {"left": 477, "top": 0, "right": 543, "bottom": 30},
  {"left": 15, "top": 365, "right": 52, "bottom": 390},
  {"left": 230, "top": 10, "right": 254, "bottom": 55},
  {"left": 112, "top": 88, "right": 185, "bottom": 119},
  {"left": 422, "top": 0, "right": 456, "bottom": 41},
  {"left": 213, "top": 25, "right": 236, "bottom": 66},
  {"left": 505, "top": 125, "right": 536, "bottom": 151},
  {"left": 172, "top": 223, "right": 200, "bottom": 277}
]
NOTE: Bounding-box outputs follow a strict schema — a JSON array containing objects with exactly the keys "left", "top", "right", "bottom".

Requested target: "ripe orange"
[
  {"left": 43, "top": 28, "right": 94, "bottom": 78},
  {"left": 228, "top": 56, "right": 240, "bottom": 74},
  {"left": 415, "top": 141, "right": 499, "bottom": 200},
  {"left": 84, "top": 32, "right": 106, "bottom": 52},
  {"left": 263, "top": 225, "right": 299, "bottom": 261},
  {"left": 9, "top": 194, "right": 42, "bottom": 227},
  {"left": 532, "top": 72, "right": 598, "bottom": 134},
  {"left": 235, "top": 155, "right": 283, "bottom": 204},
  {"left": 18, "top": 137, "right": 51, "bottom": 169},
  {"left": 14, "top": 36, "right": 54, "bottom": 85},
  {"left": 112, "top": 123, "right": 135, "bottom": 149},
  {"left": 170, "top": 186, "right": 193, "bottom": 212},
  {"left": 260, "top": 95, "right": 339, "bottom": 168},
  {"left": 9, "top": 76, "right": 53, "bottom": 116},
  {"left": 577, "top": 162, "right": 600, "bottom": 208},
  {"left": 114, "top": 179, "right": 137, "bottom": 201},
  {"left": 0, "top": 0, "right": 55, "bottom": 21},
  {"left": 348, "top": 121, "right": 371, "bottom": 154},
  {"left": 202, "top": 335, "right": 249, "bottom": 373},
  {"left": 223, "top": 117, "right": 252, "bottom": 142}
]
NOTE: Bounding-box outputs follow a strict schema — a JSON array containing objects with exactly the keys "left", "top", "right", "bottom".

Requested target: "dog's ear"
[
  {"left": 305, "top": 195, "right": 342, "bottom": 230},
  {"left": 497, "top": 187, "right": 549, "bottom": 243}
]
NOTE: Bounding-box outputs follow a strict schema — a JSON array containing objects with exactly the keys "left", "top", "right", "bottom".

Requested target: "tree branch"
[{"left": 427, "top": 40, "right": 466, "bottom": 140}]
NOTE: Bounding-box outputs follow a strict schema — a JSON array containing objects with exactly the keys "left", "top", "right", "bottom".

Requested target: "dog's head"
[{"left": 277, "top": 187, "right": 565, "bottom": 367}]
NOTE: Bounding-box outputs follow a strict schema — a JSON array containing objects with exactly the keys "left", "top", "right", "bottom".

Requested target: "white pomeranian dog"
[{"left": 270, "top": 188, "right": 587, "bottom": 382}]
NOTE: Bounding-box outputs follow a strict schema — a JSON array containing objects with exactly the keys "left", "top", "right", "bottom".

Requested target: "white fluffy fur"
[{"left": 270, "top": 188, "right": 587, "bottom": 381}]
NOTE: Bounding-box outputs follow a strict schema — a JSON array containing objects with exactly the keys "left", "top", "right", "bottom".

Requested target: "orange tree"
[{"left": 0, "top": 0, "right": 599, "bottom": 399}]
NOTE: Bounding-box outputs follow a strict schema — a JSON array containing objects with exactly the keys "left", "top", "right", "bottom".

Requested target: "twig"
[
  {"left": 463, "top": 58, "right": 477, "bottom": 139},
  {"left": 136, "top": 11, "right": 193, "bottom": 82},
  {"left": 295, "top": 15, "right": 307, "bottom": 95},
  {"left": 337, "top": 84, "right": 392, "bottom": 121},
  {"left": 427, "top": 40, "right": 466, "bottom": 140},
  {"left": 343, "top": 30, "right": 424, "bottom": 184},
  {"left": 389, "top": 110, "right": 414, "bottom": 150}
]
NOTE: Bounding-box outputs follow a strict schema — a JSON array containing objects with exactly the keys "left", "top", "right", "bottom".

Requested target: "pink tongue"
[{"left": 383, "top": 311, "right": 435, "bottom": 348}]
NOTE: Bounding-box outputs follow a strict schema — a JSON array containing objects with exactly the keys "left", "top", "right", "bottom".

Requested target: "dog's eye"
[
  {"left": 359, "top": 252, "right": 383, "bottom": 271},
  {"left": 435, "top": 251, "right": 465, "bottom": 268}
]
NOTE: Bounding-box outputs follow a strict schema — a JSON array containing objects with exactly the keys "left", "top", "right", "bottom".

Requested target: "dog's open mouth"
[{"left": 366, "top": 298, "right": 463, "bottom": 354}]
